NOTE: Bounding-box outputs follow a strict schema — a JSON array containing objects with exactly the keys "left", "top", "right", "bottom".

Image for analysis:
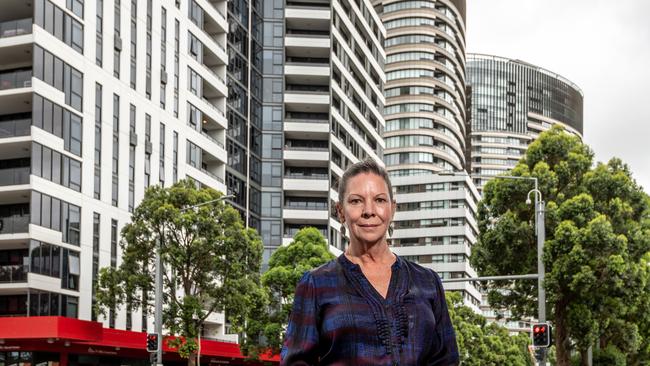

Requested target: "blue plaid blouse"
[{"left": 281, "top": 254, "right": 459, "bottom": 365}]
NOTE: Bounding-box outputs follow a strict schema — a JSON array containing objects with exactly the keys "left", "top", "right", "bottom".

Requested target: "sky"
[{"left": 466, "top": 0, "right": 650, "bottom": 193}]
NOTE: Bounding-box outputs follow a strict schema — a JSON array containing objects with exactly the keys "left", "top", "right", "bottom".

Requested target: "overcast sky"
[{"left": 466, "top": 0, "right": 650, "bottom": 193}]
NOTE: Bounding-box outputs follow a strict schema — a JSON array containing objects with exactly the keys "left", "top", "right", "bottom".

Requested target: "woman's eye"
[
  {"left": 350, "top": 199, "right": 361, "bottom": 204},
  {"left": 376, "top": 198, "right": 387, "bottom": 203}
]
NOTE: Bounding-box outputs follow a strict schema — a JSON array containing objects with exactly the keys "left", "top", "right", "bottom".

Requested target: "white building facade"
[{"left": 0, "top": 0, "right": 232, "bottom": 339}]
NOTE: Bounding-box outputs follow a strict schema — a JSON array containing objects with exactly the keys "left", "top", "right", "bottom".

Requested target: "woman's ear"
[{"left": 336, "top": 202, "right": 344, "bottom": 223}]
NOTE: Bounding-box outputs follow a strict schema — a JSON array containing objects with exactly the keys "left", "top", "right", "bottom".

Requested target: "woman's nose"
[{"left": 362, "top": 201, "right": 375, "bottom": 217}]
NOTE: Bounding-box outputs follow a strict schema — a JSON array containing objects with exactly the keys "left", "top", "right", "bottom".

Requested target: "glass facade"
[
  {"left": 467, "top": 54, "right": 584, "bottom": 135},
  {"left": 466, "top": 54, "right": 584, "bottom": 189}
]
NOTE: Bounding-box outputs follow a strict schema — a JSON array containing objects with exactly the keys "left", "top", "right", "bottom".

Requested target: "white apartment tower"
[
  {"left": 280, "top": 0, "right": 386, "bottom": 251},
  {"left": 0, "top": 0, "right": 232, "bottom": 340}
]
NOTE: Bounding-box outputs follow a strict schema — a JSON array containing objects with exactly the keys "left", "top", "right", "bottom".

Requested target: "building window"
[
  {"left": 30, "top": 191, "right": 81, "bottom": 246},
  {"left": 128, "top": 104, "right": 136, "bottom": 212},
  {"left": 114, "top": 0, "right": 121, "bottom": 78},
  {"left": 33, "top": 46, "right": 84, "bottom": 112},
  {"left": 94, "top": 83, "right": 102, "bottom": 199},
  {"left": 96, "top": 0, "right": 103, "bottom": 65},
  {"left": 159, "top": 123, "right": 165, "bottom": 185},
  {"left": 31, "top": 143, "right": 82, "bottom": 191},
  {"left": 129, "top": 0, "right": 137, "bottom": 89},
  {"left": 91, "top": 212, "right": 100, "bottom": 321},
  {"left": 160, "top": 7, "right": 167, "bottom": 108},
  {"left": 145, "top": 0, "right": 152, "bottom": 99},
  {"left": 144, "top": 114, "right": 151, "bottom": 188},
  {"left": 34, "top": 0, "right": 84, "bottom": 54},
  {"left": 173, "top": 131, "right": 178, "bottom": 183},
  {"left": 112, "top": 94, "right": 119, "bottom": 207},
  {"left": 173, "top": 19, "right": 180, "bottom": 117},
  {"left": 31, "top": 94, "right": 83, "bottom": 156}
]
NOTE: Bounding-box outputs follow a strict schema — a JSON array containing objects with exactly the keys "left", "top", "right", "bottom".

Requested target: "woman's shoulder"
[
  {"left": 399, "top": 257, "right": 443, "bottom": 284},
  {"left": 297, "top": 258, "right": 340, "bottom": 286}
]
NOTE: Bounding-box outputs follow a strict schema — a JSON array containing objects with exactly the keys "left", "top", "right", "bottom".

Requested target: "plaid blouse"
[{"left": 281, "top": 254, "right": 459, "bottom": 366}]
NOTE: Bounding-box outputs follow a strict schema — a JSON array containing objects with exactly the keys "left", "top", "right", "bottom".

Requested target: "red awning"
[{"left": 0, "top": 316, "right": 278, "bottom": 364}]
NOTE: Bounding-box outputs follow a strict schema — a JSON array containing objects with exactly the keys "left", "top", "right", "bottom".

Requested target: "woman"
[{"left": 281, "top": 159, "right": 459, "bottom": 365}]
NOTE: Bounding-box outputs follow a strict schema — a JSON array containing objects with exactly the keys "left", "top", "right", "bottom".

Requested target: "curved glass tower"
[{"left": 467, "top": 54, "right": 584, "bottom": 189}]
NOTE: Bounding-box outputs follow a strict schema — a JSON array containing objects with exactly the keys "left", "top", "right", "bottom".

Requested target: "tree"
[
  {"left": 241, "top": 227, "right": 335, "bottom": 356},
  {"left": 471, "top": 125, "right": 650, "bottom": 365},
  {"left": 95, "top": 180, "right": 264, "bottom": 366},
  {"left": 446, "top": 292, "right": 533, "bottom": 366}
]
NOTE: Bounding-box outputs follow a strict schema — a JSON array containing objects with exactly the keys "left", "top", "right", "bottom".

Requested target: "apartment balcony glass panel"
[
  {"left": 0, "top": 69, "right": 32, "bottom": 90},
  {"left": 0, "top": 18, "right": 32, "bottom": 39},
  {"left": 0, "top": 205, "right": 30, "bottom": 234},
  {"left": 0, "top": 113, "right": 30, "bottom": 138}
]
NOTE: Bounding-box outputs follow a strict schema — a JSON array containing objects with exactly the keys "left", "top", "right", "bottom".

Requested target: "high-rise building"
[
  {"left": 372, "top": 0, "right": 480, "bottom": 310},
  {"left": 223, "top": 0, "right": 387, "bottom": 264},
  {"left": 281, "top": 0, "right": 387, "bottom": 253},
  {"left": 0, "top": 0, "right": 278, "bottom": 362},
  {"left": 467, "top": 54, "right": 584, "bottom": 190}
]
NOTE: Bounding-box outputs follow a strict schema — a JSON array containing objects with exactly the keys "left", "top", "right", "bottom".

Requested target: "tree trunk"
[
  {"left": 580, "top": 349, "right": 589, "bottom": 366},
  {"left": 187, "top": 352, "right": 197, "bottom": 366},
  {"left": 555, "top": 300, "right": 572, "bottom": 366}
]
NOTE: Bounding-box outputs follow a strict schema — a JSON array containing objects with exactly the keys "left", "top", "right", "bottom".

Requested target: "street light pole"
[
  {"left": 441, "top": 171, "right": 546, "bottom": 365},
  {"left": 153, "top": 194, "right": 235, "bottom": 366}
]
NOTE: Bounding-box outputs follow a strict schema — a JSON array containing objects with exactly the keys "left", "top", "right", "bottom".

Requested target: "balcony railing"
[
  {"left": 0, "top": 18, "right": 32, "bottom": 39},
  {"left": 0, "top": 264, "right": 28, "bottom": 283},
  {"left": 201, "top": 97, "right": 226, "bottom": 117},
  {"left": 284, "top": 203, "right": 328, "bottom": 210},
  {"left": 200, "top": 167, "right": 224, "bottom": 183},
  {"left": 0, "top": 167, "right": 29, "bottom": 186},
  {"left": 200, "top": 130, "right": 225, "bottom": 148},
  {"left": 285, "top": 173, "right": 328, "bottom": 180},
  {"left": 0, "top": 118, "right": 31, "bottom": 138},
  {"left": 0, "top": 69, "right": 32, "bottom": 90},
  {"left": 0, "top": 215, "right": 30, "bottom": 234}
]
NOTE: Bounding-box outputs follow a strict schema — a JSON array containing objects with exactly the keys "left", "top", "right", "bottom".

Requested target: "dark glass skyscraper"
[{"left": 467, "top": 54, "right": 584, "bottom": 188}]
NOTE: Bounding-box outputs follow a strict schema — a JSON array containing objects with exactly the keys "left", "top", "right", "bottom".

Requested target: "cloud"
[{"left": 466, "top": 0, "right": 650, "bottom": 192}]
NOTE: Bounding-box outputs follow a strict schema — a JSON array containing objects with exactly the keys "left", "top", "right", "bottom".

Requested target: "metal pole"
[
  {"left": 537, "top": 199, "right": 546, "bottom": 365},
  {"left": 155, "top": 234, "right": 163, "bottom": 366},
  {"left": 441, "top": 273, "right": 539, "bottom": 283}
]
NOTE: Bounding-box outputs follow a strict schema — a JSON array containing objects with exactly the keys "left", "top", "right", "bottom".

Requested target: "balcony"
[
  {"left": 0, "top": 214, "right": 30, "bottom": 235},
  {"left": 0, "top": 264, "right": 27, "bottom": 283},
  {"left": 188, "top": 32, "right": 227, "bottom": 91},
  {"left": 285, "top": 29, "right": 330, "bottom": 58},
  {"left": 0, "top": 167, "right": 29, "bottom": 187},
  {"left": 0, "top": 18, "right": 32, "bottom": 40},
  {"left": 285, "top": 58, "right": 330, "bottom": 86},
  {"left": 284, "top": 84, "right": 330, "bottom": 113},
  {"left": 284, "top": 167, "right": 329, "bottom": 193},
  {"left": 0, "top": 114, "right": 30, "bottom": 139},
  {"left": 189, "top": 0, "right": 227, "bottom": 54},
  {"left": 283, "top": 198, "right": 329, "bottom": 223},
  {"left": 0, "top": 68, "right": 31, "bottom": 91}
]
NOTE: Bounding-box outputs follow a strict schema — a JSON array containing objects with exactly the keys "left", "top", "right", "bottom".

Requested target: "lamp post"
[
  {"left": 153, "top": 194, "right": 235, "bottom": 366},
  {"left": 441, "top": 171, "right": 546, "bottom": 365}
]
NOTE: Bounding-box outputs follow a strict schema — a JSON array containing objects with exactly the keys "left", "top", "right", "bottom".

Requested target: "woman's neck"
[{"left": 345, "top": 239, "right": 395, "bottom": 266}]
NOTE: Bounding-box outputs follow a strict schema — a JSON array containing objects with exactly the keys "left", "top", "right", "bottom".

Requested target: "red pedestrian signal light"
[
  {"left": 532, "top": 322, "right": 551, "bottom": 347},
  {"left": 147, "top": 333, "right": 159, "bottom": 352}
]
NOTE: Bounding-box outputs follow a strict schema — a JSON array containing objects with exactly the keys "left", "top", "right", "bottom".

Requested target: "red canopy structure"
[{"left": 0, "top": 316, "right": 279, "bottom": 365}]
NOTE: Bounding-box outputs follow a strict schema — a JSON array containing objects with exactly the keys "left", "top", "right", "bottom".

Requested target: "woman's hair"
[{"left": 337, "top": 158, "right": 394, "bottom": 203}]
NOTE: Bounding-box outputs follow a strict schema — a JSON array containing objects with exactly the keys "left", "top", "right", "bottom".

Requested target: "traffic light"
[
  {"left": 146, "top": 333, "right": 159, "bottom": 352},
  {"left": 532, "top": 322, "right": 551, "bottom": 347}
]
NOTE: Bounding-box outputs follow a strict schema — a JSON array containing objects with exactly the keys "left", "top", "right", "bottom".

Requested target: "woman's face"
[{"left": 338, "top": 172, "right": 396, "bottom": 247}]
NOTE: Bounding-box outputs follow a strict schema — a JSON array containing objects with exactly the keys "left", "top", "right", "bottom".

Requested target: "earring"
[
  {"left": 341, "top": 225, "right": 346, "bottom": 237},
  {"left": 388, "top": 225, "right": 394, "bottom": 238}
]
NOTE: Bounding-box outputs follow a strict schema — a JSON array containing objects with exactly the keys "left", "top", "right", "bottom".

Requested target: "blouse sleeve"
[
  {"left": 281, "top": 271, "right": 320, "bottom": 366},
  {"left": 428, "top": 270, "right": 460, "bottom": 366}
]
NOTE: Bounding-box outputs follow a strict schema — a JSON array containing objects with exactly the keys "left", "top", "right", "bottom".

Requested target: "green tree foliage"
[
  {"left": 446, "top": 292, "right": 533, "bottom": 366},
  {"left": 95, "top": 180, "right": 264, "bottom": 366},
  {"left": 242, "top": 227, "right": 335, "bottom": 357},
  {"left": 471, "top": 126, "right": 650, "bottom": 366}
]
